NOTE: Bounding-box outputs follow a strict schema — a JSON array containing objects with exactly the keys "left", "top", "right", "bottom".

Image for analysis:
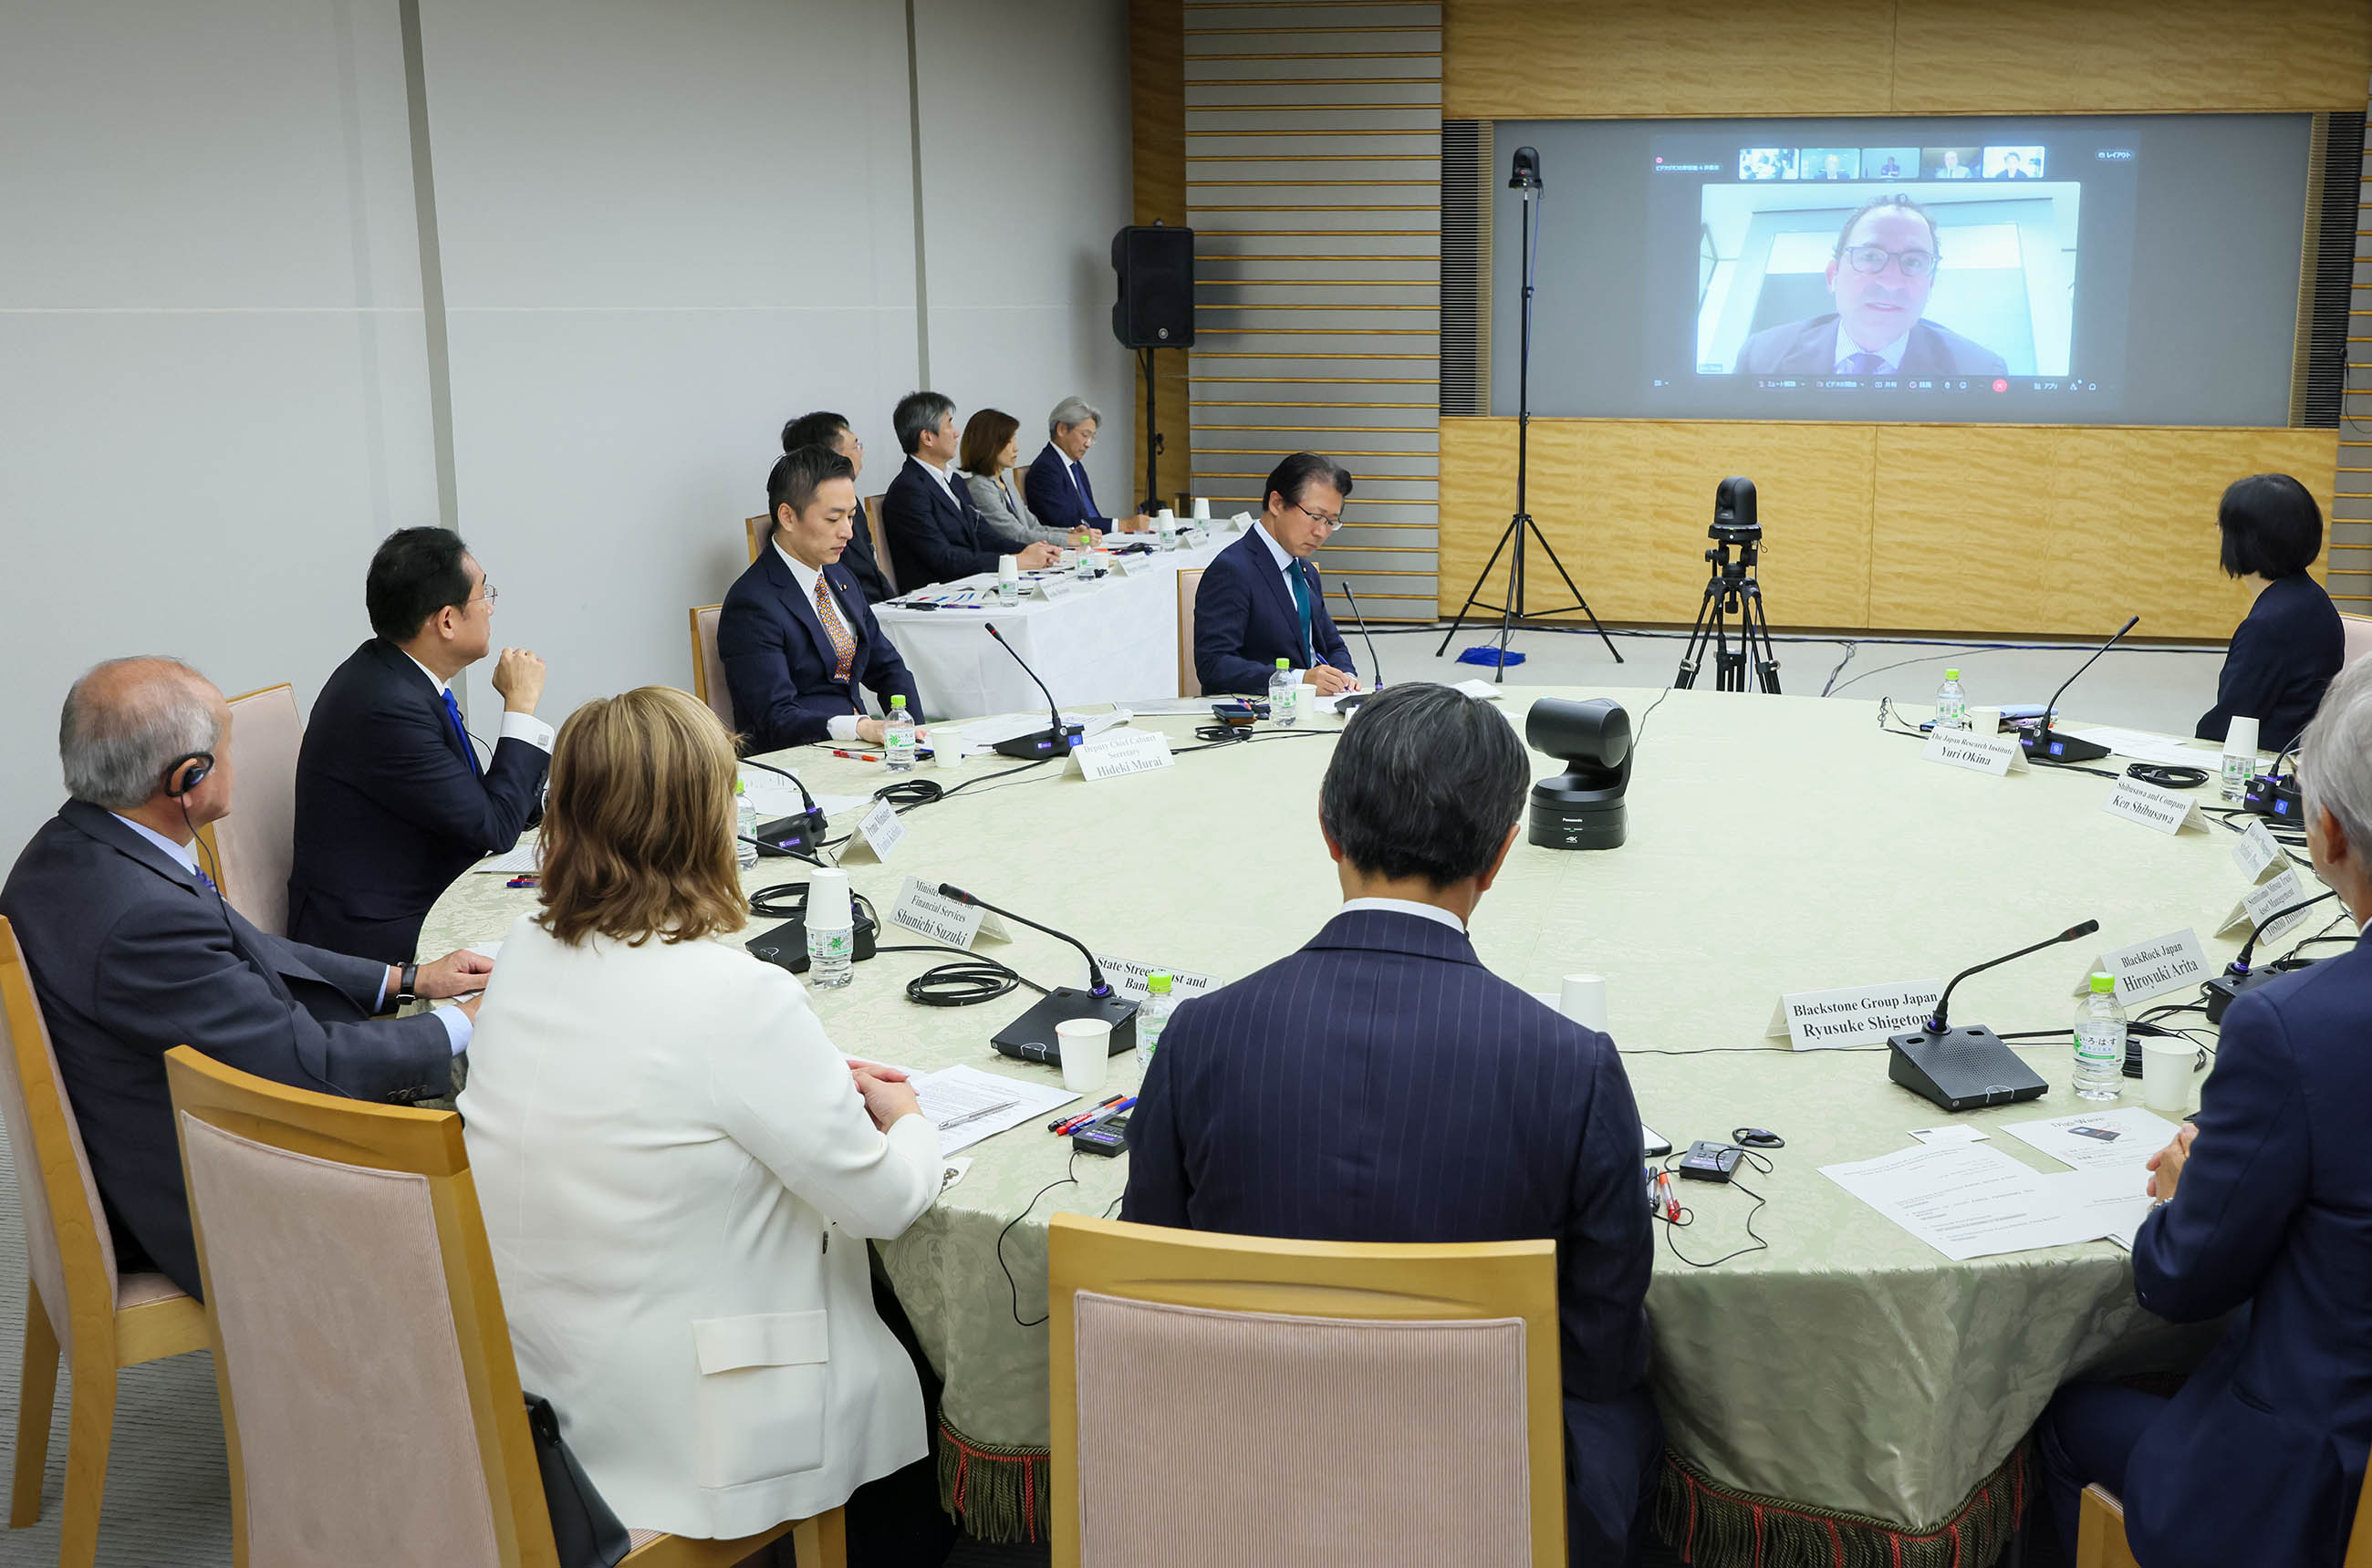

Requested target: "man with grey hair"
[
  {"left": 0, "top": 656, "right": 490, "bottom": 1300},
  {"left": 2034, "top": 656, "right": 2372, "bottom": 1564},
  {"left": 1025, "top": 395, "right": 1150, "bottom": 536}
]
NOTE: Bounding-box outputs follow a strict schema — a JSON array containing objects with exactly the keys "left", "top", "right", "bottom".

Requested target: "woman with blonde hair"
[{"left": 459, "top": 686, "right": 941, "bottom": 1557}]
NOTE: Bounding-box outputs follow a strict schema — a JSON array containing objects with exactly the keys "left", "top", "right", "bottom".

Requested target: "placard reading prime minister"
[{"left": 1733, "top": 196, "right": 2009, "bottom": 379}]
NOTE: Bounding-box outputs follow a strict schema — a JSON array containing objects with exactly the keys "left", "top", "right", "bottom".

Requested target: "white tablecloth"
[{"left": 874, "top": 536, "right": 1231, "bottom": 718}]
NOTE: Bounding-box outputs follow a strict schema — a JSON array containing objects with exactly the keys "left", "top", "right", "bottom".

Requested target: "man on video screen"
[{"left": 1734, "top": 195, "right": 2008, "bottom": 379}]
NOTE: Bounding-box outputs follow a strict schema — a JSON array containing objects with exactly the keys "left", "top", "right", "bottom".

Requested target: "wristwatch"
[{"left": 395, "top": 962, "right": 420, "bottom": 1003}]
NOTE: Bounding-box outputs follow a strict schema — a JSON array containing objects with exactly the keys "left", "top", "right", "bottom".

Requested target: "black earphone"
[{"left": 163, "top": 752, "right": 214, "bottom": 797}]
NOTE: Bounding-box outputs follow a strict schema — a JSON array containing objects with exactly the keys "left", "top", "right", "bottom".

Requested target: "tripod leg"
[
  {"left": 1744, "top": 582, "right": 1783, "bottom": 693},
  {"left": 1437, "top": 513, "right": 1524, "bottom": 656},
  {"left": 1496, "top": 513, "right": 1528, "bottom": 684},
  {"left": 1673, "top": 577, "right": 1722, "bottom": 690},
  {"left": 1522, "top": 521, "right": 1625, "bottom": 662}
]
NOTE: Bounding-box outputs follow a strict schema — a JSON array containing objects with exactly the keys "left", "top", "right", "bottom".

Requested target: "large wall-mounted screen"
[{"left": 1487, "top": 115, "right": 2312, "bottom": 426}]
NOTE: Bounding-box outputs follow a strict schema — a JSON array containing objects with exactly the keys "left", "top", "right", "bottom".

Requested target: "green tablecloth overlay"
[{"left": 419, "top": 689, "right": 2265, "bottom": 1560}]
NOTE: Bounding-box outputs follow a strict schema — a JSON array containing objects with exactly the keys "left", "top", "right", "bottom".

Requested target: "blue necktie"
[
  {"left": 442, "top": 689, "right": 482, "bottom": 778},
  {"left": 1068, "top": 461, "right": 1093, "bottom": 519},
  {"left": 1840, "top": 351, "right": 1884, "bottom": 375},
  {"left": 1288, "top": 565, "right": 1314, "bottom": 665},
  {"left": 195, "top": 867, "right": 218, "bottom": 894}
]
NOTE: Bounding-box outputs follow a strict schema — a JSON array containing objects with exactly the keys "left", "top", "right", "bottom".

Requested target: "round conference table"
[{"left": 420, "top": 685, "right": 2275, "bottom": 1561}]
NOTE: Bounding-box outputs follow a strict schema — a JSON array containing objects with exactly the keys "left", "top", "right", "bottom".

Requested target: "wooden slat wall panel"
[
  {"left": 2338, "top": 76, "right": 2372, "bottom": 607},
  {"left": 1187, "top": 0, "right": 1442, "bottom": 618},
  {"left": 1131, "top": 0, "right": 1192, "bottom": 509}
]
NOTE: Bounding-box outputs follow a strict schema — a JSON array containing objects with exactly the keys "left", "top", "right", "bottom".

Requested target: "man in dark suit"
[
  {"left": 781, "top": 409, "right": 892, "bottom": 603},
  {"left": 2037, "top": 654, "right": 2372, "bottom": 1566},
  {"left": 1125, "top": 681, "right": 1662, "bottom": 1564},
  {"left": 1, "top": 657, "right": 490, "bottom": 1298},
  {"left": 288, "top": 528, "right": 552, "bottom": 964},
  {"left": 721, "top": 443, "right": 926, "bottom": 753},
  {"left": 1193, "top": 451, "right": 1363, "bottom": 697},
  {"left": 1024, "top": 396, "right": 1150, "bottom": 537},
  {"left": 1733, "top": 194, "right": 2008, "bottom": 379},
  {"left": 879, "top": 390, "right": 1060, "bottom": 591}
]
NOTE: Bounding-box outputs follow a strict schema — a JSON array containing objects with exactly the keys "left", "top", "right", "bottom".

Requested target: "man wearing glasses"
[
  {"left": 1734, "top": 195, "right": 2008, "bottom": 379},
  {"left": 288, "top": 526, "right": 553, "bottom": 963},
  {"left": 1193, "top": 452, "right": 1366, "bottom": 698}
]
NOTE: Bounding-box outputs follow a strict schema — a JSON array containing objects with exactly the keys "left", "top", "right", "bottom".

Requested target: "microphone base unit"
[
  {"left": 992, "top": 724, "right": 1087, "bottom": 762},
  {"left": 2203, "top": 963, "right": 2306, "bottom": 1024},
  {"left": 1887, "top": 1023, "right": 2049, "bottom": 1113},
  {"left": 2016, "top": 726, "right": 2112, "bottom": 764},
  {"left": 745, "top": 910, "right": 879, "bottom": 974},
  {"left": 754, "top": 812, "right": 830, "bottom": 858},
  {"left": 2242, "top": 772, "right": 2303, "bottom": 823},
  {"left": 991, "top": 987, "right": 1140, "bottom": 1064}
]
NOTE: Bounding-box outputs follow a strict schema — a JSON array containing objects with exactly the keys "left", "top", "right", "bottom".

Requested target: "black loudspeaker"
[{"left": 1111, "top": 224, "right": 1195, "bottom": 348}]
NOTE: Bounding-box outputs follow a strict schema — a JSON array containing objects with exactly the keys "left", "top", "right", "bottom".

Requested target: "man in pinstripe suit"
[{"left": 1124, "top": 682, "right": 1662, "bottom": 1564}]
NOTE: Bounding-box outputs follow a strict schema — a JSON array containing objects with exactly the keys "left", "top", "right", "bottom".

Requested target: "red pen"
[
  {"left": 1052, "top": 1094, "right": 1125, "bottom": 1135},
  {"left": 831, "top": 749, "right": 884, "bottom": 762}
]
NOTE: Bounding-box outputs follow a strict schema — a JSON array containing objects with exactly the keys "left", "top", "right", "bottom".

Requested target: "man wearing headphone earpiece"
[{"left": 0, "top": 657, "right": 490, "bottom": 1303}]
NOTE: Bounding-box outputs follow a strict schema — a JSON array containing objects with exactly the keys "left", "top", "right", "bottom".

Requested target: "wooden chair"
[
  {"left": 1, "top": 919, "right": 208, "bottom": 1567},
  {"left": 689, "top": 606, "right": 733, "bottom": 732},
  {"left": 194, "top": 681, "right": 303, "bottom": 937},
  {"left": 864, "top": 494, "right": 896, "bottom": 596},
  {"left": 1176, "top": 568, "right": 1205, "bottom": 698},
  {"left": 161, "top": 1044, "right": 839, "bottom": 1568},
  {"left": 1046, "top": 1213, "right": 1562, "bottom": 1566},
  {"left": 744, "top": 514, "right": 768, "bottom": 566},
  {"left": 2077, "top": 1462, "right": 2372, "bottom": 1566},
  {"left": 2343, "top": 613, "right": 2372, "bottom": 670}
]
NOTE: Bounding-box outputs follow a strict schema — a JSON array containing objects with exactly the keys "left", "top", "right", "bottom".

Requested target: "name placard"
[
  {"left": 2070, "top": 929, "right": 2209, "bottom": 1004},
  {"left": 1032, "top": 576, "right": 1078, "bottom": 601},
  {"left": 1920, "top": 730, "right": 2028, "bottom": 777},
  {"left": 1067, "top": 728, "right": 1174, "bottom": 782},
  {"left": 2232, "top": 817, "right": 2286, "bottom": 884},
  {"left": 2216, "top": 866, "right": 2318, "bottom": 945},
  {"left": 835, "top": 798, "right": 905, "bottom": 864},
  {"left": 886, "top": 875, "right": 1012, "bottom": 949},
  {"left": 1764, "top": 978, "right": 1945, "bottom": 1051},
  {"left": 1089, "top": 953, "right": 1217, "bottom": 1003},
  {"left": 2103, "top": 776, "right": 2203, "bottom": 836}
]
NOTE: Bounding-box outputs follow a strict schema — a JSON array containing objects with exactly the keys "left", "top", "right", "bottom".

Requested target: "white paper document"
[
  {"left": 2038, "top": 1168, "right": 2157, "bottom": 1251},
  {"left": 475, "top": 841, "right": 541, "bottom": 874},
  {"left": 957, "top": 710, "right": 1123, "bottom": 746},
  {"left": 738, "top": 767, "right": 809, "bottom": 817},
  {"left": 2000, "top": 1106, "right": 2180, "bottom": 1174},
  {"left": 2061, "top": 727, "right": 2225, "bottom": 770},
  {"left": 910, "top": 1064, "right": 1079, "bottom": 1157},
  {"left": 1907, "top": 1125, "right": 1989, "bottom": 1147},
  {"left": 1821, "top": 1143, "right": 2102, "bottom": 1261}
]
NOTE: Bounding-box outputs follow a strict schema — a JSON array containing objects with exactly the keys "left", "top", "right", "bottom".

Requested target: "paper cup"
[
  {"left": 1191, "top": 496, "right": 1211, "bottom": 521},
  {"left": 1967, "top": 706, "right": 2003, "bottom": 736},
  {"left": 1056, "top": 1019, "right": 1111, "bottom": 1094},
  {"left": 1558, "top": 974, "right": 1610, "bottom": 1033},
  {"left": 2138, "top": 1037, "right": 2193, "bottom": 1116},
  {"left": 1157, "top": 507, "right": 1177, "bottom": 524}
]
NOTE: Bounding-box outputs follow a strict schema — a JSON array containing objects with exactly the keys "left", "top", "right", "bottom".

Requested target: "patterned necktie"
[
  {"left": 1288, "top": 564, "right": 1314, "bottom": 664},
  {"left": 1840, "top": 351, "right": 1884, "bottom": 375},
  {"left": 441, "top": 689, "right": 482, "bottom": 777},
  {"left": 194, "top": 866, "right": 218, "bottom": 894},
  {"left": 814, "top": 575, "right": 857, "bottom": 684}
]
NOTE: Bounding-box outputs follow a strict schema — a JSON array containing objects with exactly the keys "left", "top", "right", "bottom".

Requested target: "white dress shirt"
[
  {"left": 916, "top": 456, "right": 1018, "bottom": 575},
  {"left": 773, "top": 541, "right": 865, "bottom": 742},
  {"left": 401, "top": 651, "right": 556, "bottom": 753},
  {"left": 1339, "top": 896, "right": 1466, "bottom": 933},
  {"left": 111, "top": 813, "right": 470, "bottom": 1054},
  {"left": 1831, "top": 318, "right": 1912, "bottom": 376}
]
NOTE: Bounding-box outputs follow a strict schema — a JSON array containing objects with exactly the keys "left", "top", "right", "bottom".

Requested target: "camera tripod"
[{"left": 1674, "top": 531, "right": 1782, "bottom": 693}]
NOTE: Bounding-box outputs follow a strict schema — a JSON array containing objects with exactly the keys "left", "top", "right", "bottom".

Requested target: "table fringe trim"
[
  {"left": 1658, "top": 1444, "right": 2026, "bottom": 1568},
  {"left": 936, "top": 1415, "right": 1048, "bottom": 1543}
]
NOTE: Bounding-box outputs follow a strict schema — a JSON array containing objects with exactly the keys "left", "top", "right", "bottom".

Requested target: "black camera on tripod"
[
  {"left": 1709, "top": 475, "right": 1761, "bottom": 547},
  {"left": 1676, "top": 477, "right": 1781, "bottom": 694}
]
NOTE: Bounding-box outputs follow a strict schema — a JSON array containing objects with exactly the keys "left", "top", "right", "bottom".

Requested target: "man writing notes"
[
  {"left": 1124, "top": 683, "right": 1662, "bottom": 1564},
  {"left": 1193, "top": 452, "right": 1362, "bottom": 697},
  {"left": 879, "top": 390, "right": 1059, "bottom": 591},
  {"left": 2, "top": 658, "right": 486, "bottom": 1298},
  {"left": 289, "top": 527, "right": 552, "bottom": 964},
  {"left": 2035, "top": 658, "right": 2372, "bottom": 1568},
  {"left": 721, "top": 444, "right": 925, "bottom": 753},
  {"left": 781, "top": 410, "right": 892, "bottom": 603},
  {"left": 1733, "top": 194, "right": 2008, "bottom": 379},
  {"left": 1023, "top": 396, "right": 1150, "bottom": 536}
]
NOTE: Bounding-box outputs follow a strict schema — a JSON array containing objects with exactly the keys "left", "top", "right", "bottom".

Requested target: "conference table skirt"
[{"left": 419, "top": 690, "right": 2252, "bottom": 1556}]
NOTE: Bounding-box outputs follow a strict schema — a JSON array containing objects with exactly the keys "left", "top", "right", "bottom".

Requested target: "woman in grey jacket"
[{"left": 961, "top": 408, "right": 1077, "bottom": 549}]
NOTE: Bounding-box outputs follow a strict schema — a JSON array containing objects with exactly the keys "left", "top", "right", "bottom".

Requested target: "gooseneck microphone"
[
  {"left": 1926, "top": 919, "right": 2101, "bottom": 1033},
  {"left": 1338, "top": 579, "right": 1385, "bottom": 690},
  {"left": 2204, "top": 887, "right": 2341, "bottom": 1022},
  {"left": 938, "top": 884, "right": 1111, "bottom": 998},
  {"left": 983, "top": 623, "right": 1086, "bottom": 761},
  {"left": 2023, "top": 617, "right": 2138, "bottom": 764},
  {"left": 1888, "top": 918, "right": 2100, "bottom": 1112},
  {"left": 737, "top": 755, "right": 828, "bottom": 857},
  {"left": 939, "top": 880, "right": 1140, "bottom": 1064}
]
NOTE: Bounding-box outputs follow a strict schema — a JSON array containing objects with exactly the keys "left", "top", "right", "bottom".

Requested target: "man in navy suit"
[
  {"left": 1733, "top": 195, "right": 2007, "bottom": 379},
  {"left": 2, "top": 658, "right": 489, "bottom": 1297},
  {"left": 1023, "top": 396, "right": 1150, "bottom": 537},
  {"left": 288, "top": 528, "right": 553, "bottom": 964},
  {"left": 1125, "top": 682, "right": 1662, "bottom": 1564},
  {"left": 781, "top": 409, "right": 892, "bottom": 603},
  {"left": 879, "top": 390, "right": 1060, "bottom": 591},
  {"left": 1193, "top": 451, "right": 1364, "bottom": 697},
  {"left": 721, "top": 444, "right": 927, "bottom": 753},
  {"left": 2036, "top": 655, "right": 2372, "bottom": 1565}
]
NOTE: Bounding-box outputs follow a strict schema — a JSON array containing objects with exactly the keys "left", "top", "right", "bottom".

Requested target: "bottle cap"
[
  {"left": 890, "top": 695, "right": 907, "bottom": 710},
  {"left": 1148, "top": 971, "right": 1172, "bottom": 994},
  {"left": 735, "top": 779, "right": 747, "bottom": 795},
  {"left": 2089, "top": 972, "right": 2117, "bottom": 995},
  {"left": 806, "top": 868, "right": 853, "bottom": 930},
  {"left": 1944, "top": 669, "right": 1960, "bottom": 681},
  {"left": 1276, "top": 658, "right": 1290, "bottom": 670}
]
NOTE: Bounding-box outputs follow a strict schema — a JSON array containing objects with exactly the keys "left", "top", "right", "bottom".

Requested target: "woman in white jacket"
[{"left": 459, "top": 686, "right": 940, "bottom": 1549}]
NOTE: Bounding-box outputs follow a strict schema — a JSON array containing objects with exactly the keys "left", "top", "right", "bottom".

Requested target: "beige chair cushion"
[
  {"left": 116, "top": 1272, "right": 187, "bottom": 1311},
  {"left": 2344, "top": 614, "right": 2372, "bottom": 671},
  {"left": 628, "top": 1527, "right": 663, "bottom": 1551},
  {"left": 180, "top": 1113, "right": 503, "bottom": 1567},
  {"left": 1177, "top": 568, "right": 1205, "bottom": 699},
  {"left": 866, "top": 494, "right": 896, "bottom": 596},
  {"left": 0, "top": 949, "right": 119, "bottom": 1355},
  {"left": 1070, "top": 1291, "right": 1530, "bottom": 1568},
  {"left": 215, "top": 686, "right": 303, "bottom": 938},
  {"left": 694, "top": 606, "right": 733, "bottom": 731}
]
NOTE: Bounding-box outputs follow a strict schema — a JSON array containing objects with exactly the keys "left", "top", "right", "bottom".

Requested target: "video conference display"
[{"left": 1488, "top": 115, "right": 2313, "bottom": 426}]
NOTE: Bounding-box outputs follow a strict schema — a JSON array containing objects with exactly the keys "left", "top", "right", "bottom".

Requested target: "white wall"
[{"left": 0, "top": 0, "right": 1137, "bottom": 857}]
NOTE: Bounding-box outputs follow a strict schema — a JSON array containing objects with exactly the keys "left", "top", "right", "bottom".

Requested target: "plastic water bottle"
[
  {"left": 1136, "top": 972, "right": 1175, "bottom": 1073},
  {"left": 884, "top": 696, "right": 917, "bottom": 773},
  {"left": 806, "top": 868, "right": 854, "bottom": 990},
  {"left": 2073, "top": 972, "right": 2126, "bottom": 1101},
  {"left": 734, "top": 780, "right": 759, "bottom": 870},
  {"left": 996, "top": 556, "right": 1020, "bottom": 605},
  {"left": 1269, "top": 659, "right": 1301, "bottom": 727},
  {"left": 1933, "top": 669, "right": 1968, "bottom": 732},
  {"left": 1157, "top": 512, "right": 1178, "bottom": 552}
]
